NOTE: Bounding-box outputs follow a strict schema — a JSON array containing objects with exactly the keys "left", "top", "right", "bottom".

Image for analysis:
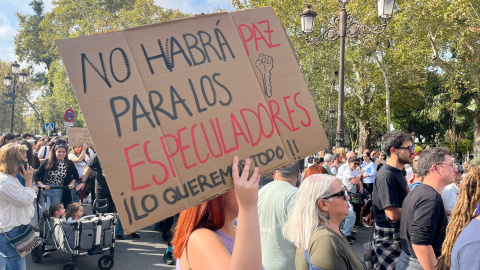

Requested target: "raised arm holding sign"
[{"left": 55, "top": 7, "right": 328, "bottom": 233}]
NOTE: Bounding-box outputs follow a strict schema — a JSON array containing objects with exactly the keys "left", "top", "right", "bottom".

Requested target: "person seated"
[
  {"left": 43, "top": 203, "right": 66, "bottom": 221},
  {"left": 66, "top": 202, "right": 84, "bottom": 223},
  {"left": 283, "top": 174, "right": 366, "bottom": 270}
]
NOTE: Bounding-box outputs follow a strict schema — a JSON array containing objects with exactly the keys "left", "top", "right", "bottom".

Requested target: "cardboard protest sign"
[
  {"left": 67, "top": 127, "right": 93, "bottom": 146},
  {"left": 56, "top": 7, "right": 328, "bottom": 233}
]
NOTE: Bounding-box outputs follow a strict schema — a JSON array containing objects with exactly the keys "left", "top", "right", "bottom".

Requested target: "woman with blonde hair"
[
  {"left": 0, "top": 144, "right": 36, "bottom": 269},
  {"left": 283, "top": 174, "right": 365, "bottom": 270},
  {"left": 336, "top": 147, "right": 347, "bottom": 163},
  {"left": 436, "top": 167, "right": 480, "bottom": 270}
]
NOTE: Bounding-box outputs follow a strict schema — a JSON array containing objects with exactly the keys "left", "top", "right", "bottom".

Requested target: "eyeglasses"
[
  {"left": 320, "top": 189, "right": 348, "bottom": 200},
  {"left": 437, "top": 162, "right": 455, "bottom": 168},
  {"left": 396, "top": 145, "right": 415, "bottom": 152}
]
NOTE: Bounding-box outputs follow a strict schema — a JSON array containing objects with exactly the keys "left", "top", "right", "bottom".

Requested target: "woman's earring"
[{"left": 326, "top": 213, "right": 330, "bottom": 220}]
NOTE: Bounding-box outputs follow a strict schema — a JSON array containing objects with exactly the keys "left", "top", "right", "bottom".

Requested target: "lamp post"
[
  {"left": 329, "top": 109, "right": 336, "bottom": 150},
  {"left": 300, "top": 0, "right": 395, "bottom": 148},
  {"left": 3, "top": 61, "right": 28, "bottom": 133}
]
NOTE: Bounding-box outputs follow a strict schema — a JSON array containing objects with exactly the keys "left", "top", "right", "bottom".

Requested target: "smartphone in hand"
[{"left": 17, "top": 160, "right": 27, "bottom": 172}]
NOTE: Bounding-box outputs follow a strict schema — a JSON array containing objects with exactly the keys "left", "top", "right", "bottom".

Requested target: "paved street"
[
  {"left": 27, "top": 203, "right": 370, "bottom": 270},
  {"left": 27, "top": 203, "right": 175, "bottom": 270}
]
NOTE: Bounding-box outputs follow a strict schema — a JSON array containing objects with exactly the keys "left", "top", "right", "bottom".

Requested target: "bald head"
[{"left": 346, "top": 151, "right": 355, "bottom": 159}]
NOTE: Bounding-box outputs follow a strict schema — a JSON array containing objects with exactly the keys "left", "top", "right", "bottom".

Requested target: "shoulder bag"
[
  {"left": 0, "top": 224, "right": 41, "bottom": 258},
  {"left": 303, "top": 249, "right": 324, "bottom": 270}
]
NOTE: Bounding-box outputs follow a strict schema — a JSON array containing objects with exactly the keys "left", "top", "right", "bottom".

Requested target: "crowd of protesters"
[
  {"left": 1, "top": 130, "right": 480, "bottom": 270},
  {"left": 0, "top": 132, "right": 144, "bottom": 269},
  {"left": 170, "top": 130, "right": 479, "bottom": 270}
]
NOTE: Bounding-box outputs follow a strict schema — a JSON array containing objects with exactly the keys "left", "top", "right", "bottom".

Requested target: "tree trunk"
[
  {"left": 474, "top": 113, "right": 480, "bottom": 157},
  {"left": 358, "top": 120, "right": 370, "bottom": 155}
]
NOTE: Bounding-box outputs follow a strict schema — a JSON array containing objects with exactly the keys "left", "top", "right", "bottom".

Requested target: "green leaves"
[{"left": 10, "top": 0, "right": 191, "bottom": 134}]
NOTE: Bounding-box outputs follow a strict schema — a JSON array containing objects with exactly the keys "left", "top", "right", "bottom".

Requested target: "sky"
[{"left": 0, "top": 0, "right": 232, "bottom": 67}]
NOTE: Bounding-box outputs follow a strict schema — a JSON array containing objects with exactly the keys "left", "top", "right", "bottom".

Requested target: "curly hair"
[
  {"left": 436, "top": 167, "right": 480, "bottom": 270},
  {"left": 381, "top": 131, "right": 413, "bottom": 157}
]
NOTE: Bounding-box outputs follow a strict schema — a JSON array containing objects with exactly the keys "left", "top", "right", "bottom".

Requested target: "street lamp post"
[
  {"left": 300, "top": 0, "right": 395, "bottom": 148},
  {"left": 329, "top": 109, "right": 336, "bottom": 150},
  {"left": 3, "top": 61, "right": 28, "bottom": 133}
]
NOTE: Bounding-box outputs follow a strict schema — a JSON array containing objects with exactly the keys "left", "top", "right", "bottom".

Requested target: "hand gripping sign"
[{"left": 55, "top": 7, "right": 328, "bottom": 233}]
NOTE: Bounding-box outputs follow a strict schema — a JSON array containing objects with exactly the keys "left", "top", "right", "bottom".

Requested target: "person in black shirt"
[
  {"left": 369, "top": 131, "right": 414, "bottom": 270},
  {"left": 76, "top": 155, "right": 140, "bottom": 239},
  {"left": 397, "top": 148, "right": 455, "bottom": 270}
]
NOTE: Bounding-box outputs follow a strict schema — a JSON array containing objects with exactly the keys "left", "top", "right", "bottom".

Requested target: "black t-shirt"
[
  {"left": 376, "top": 162, "right": 384, "bottom": 171},
  {"left": 400, "top": 184, "right": 447, "bottom": 258},
  {"left": 372, "top": 164, "right": 408, "bottom": 229},
  {"left": 87, "top": 156, "right": 110, "bottom": 195}
]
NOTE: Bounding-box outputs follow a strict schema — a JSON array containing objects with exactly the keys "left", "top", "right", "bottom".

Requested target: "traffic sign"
[
  {"left": 64, "top": 122, "right": 74, "bottom": 127},
  {"left": 64, "top": 109, "right": 75, "bottom": 122},
  {"left": 45, "top": 122, "right": 55, "bottom": 131}
]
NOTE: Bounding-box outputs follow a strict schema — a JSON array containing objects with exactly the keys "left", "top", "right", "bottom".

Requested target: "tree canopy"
[{"left": 5, "top": 0, "right": 479, "bottom": 157}]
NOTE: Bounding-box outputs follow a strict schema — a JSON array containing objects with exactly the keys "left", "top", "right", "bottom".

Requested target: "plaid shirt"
[{"left": 367, "top": 224, "right": 402, "bottom": 270}]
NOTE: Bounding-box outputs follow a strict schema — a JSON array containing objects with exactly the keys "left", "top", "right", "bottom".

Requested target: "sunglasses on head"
[{"left": 320, "top": 188, "right": 348, "bottom": 200}]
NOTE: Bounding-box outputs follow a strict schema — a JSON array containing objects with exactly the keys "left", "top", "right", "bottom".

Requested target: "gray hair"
[
  {"left": 324, "top": 154, "right": 334, "bottom": 163},
  {"left": 416, "top": 147, "right": 451, "bottom": 177},
  {"left": 283, "top": 174, "right": 341, "bottom": 249}
]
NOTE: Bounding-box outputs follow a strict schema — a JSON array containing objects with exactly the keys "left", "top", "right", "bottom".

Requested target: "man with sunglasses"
[
  {"left": 397, "top": 148, "right": 455, "bottom": 270},
  {"left": 369, "top": 131, "right": 414, "bottom": 270}
]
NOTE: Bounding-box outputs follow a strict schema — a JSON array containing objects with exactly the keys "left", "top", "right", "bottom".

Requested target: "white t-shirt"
[
  {"left": 405, "top": 165, "right": 413, "bottom": 182},
  {"left": 0, "top": 173, "right": 36, "bottom": 232},
  {"left": 38, "top": 145, "right": 50, "bottom": 159},
  {"left": 66, "top": 217, "right": 78, "bottom": 223},
  {"left": 68, "top": 153, "right": 90, "bottom": 178},
  {"left": 342, "top": 167, "right": 359, "bottom": 193},
  {"left": 337, "top": 163, "right": 348, "bottom": 179},
  {"left": 442, "top": 183, "right": 460, "bottom": 217}
]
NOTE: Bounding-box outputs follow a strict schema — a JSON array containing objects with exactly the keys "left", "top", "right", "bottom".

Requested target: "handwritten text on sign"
[
  {"left": 67, "top": 127, "right": 93, "bottom": 147},
  {"left": 55, "top": 8, "right": 328, "bottom": 233}
]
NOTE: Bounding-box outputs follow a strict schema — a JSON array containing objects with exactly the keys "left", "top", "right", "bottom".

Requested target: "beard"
[{"left": 397, "top": 152, "right": 413, "bottom": 165}]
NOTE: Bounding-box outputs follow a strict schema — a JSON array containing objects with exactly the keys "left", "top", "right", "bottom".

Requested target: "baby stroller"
[{"left": 32, "top": 187, "right": 116, "bottom": 270}]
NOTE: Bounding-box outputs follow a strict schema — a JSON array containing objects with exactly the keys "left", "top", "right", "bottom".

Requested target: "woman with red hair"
[
  {"left": 302, "top": 164, "right": 329, "bottom": 181},
  {"left": 172, "top": 157, "right": 263, "bottom": 270}
]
